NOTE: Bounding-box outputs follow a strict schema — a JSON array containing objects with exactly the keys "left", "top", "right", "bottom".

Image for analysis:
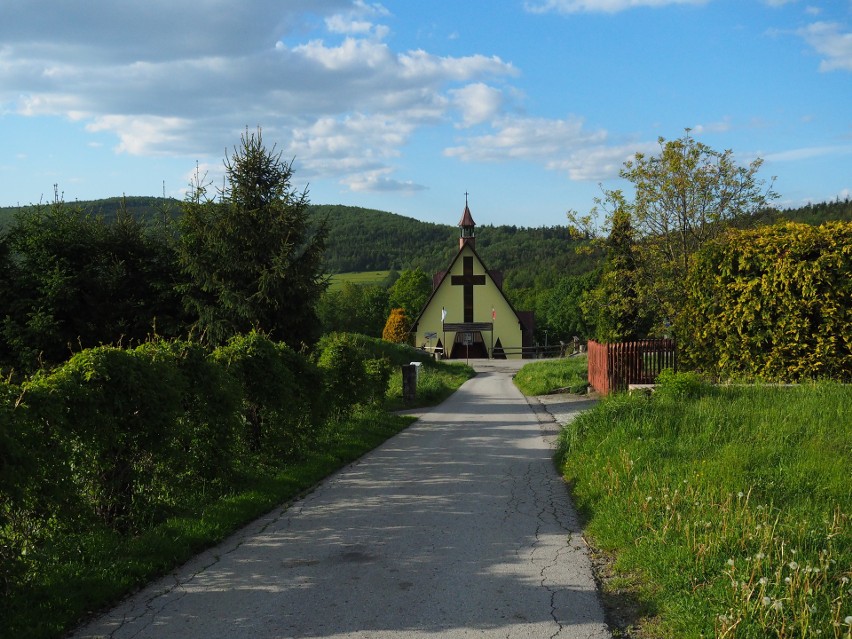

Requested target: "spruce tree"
[{"left": 178, "top": 128, "right": 327, "bottom": 346}]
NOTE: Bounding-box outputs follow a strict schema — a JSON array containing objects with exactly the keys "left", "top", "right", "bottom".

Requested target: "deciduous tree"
[
  {"left": 388, "top": 268, "right": 431, "bottom": 320},
  {"left": 622, "top": 131, "right": 776, "bottom": 330},
  {"left": 574, "top": 131, "right": 776, "bottom": 337}
]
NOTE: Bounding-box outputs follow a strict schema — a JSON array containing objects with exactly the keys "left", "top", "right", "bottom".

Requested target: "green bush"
[
  {"left": 212, "top": 331, "right": 321, "bottom": 457},
  {"left": 24, "top": 347, "right": 184, "bottom": 532},
  {"left": 0, "top": 381, "right": 31, "bottom": 596},
  {"left": 134, "top": 339, "right": 243, "bottom": 484},
  {"left": 315, "top": 332, "right": 393, "bottom": 416},
  {"left": 680, "top": 221, "right": 852, "bottom": 382},
  {"left": 654, "top": 368, "right": 707, "bottom": 401},
  {"left": 1, "top": 329, "right": 462, "bottom": 638}
]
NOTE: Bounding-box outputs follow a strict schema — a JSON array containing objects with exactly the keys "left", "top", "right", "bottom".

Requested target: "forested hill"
[
  {"left": 0, "top": 198, "right": 599, "bottom": 288},
  {"left": 308, "top": 204, "right": 597, "bottom": 288},
  {"left": 2, "top": 196, "right": 850, "bottom": 288}
]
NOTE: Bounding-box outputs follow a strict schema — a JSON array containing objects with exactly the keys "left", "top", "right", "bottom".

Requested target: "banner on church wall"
[{"left": 442, "top": 322, "right": 493, "bottom": 332}]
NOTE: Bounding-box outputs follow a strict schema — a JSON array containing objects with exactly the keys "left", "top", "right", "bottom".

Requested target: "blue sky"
[{"left": 1, "top": 0, "right": 850, "bottom": 227}]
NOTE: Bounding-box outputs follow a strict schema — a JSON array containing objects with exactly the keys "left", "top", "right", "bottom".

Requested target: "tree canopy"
[
  {"left": 178, "top": 128, "right": 327, "bottom": 346},
  {"left": 575, "top": 131, "right": 777, "bottom": 339}
]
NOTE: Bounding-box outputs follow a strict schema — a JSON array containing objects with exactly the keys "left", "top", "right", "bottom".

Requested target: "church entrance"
[{"left": 449, "top": 331, "right": 489, "bottom": 359}]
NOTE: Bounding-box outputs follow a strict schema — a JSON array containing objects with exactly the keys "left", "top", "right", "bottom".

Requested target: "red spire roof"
[{"left": 458, "top": 204, "right": 475, "bottom": 228}]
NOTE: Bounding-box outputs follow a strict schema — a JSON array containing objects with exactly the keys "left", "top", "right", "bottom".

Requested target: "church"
[{"left": 410, "top": 201, "right": 535, "bottom": 359}]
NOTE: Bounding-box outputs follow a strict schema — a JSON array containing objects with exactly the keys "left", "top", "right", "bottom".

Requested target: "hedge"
[
  {"left": 1, "top": 332, "right": 395, "bottom": 603},
  {"left": 680, "top": 221, "right": 852, "bottom": 381}
]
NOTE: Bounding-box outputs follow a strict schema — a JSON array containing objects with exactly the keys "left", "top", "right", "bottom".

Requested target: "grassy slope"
[{"left": 556, "top": 382, "right": 851, "bottom": 638}]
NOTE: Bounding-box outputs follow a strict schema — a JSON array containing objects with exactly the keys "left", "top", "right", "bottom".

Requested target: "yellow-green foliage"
[
  {"left": 681, "top": 221, "right": 852, "bottom": 381},
  {"left": 382, "top": 307, "right": 409, "bottom": 344}
]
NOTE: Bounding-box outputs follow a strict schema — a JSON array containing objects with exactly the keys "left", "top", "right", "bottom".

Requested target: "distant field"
[{"left": 327, "top": 271, "right": 392, "bottom": 291}]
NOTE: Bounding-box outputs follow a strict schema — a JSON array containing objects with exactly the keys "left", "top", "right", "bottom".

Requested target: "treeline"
[
  {"left": 577, "top": 133, "right": 851, "bottom": 382},
  {"left": 3, "top": 193, "right": 848, "bottom": 292},
  {"left": 311, "top": 204, "right": 600, "bottom": 290},
  {"left": 0, "top": 130, "right": 328, "bottom": 377}
]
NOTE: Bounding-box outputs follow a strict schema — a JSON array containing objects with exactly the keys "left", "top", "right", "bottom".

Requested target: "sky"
[{"left": 1, "top": 0, "right": 850, "bottom": 228}]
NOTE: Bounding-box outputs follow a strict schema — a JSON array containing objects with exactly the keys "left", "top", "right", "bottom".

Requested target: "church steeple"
[{"left": 458, "top": 192, "right": 475, "bottom": 250}]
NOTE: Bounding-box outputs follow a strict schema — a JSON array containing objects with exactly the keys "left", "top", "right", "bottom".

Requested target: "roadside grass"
[
  {"left": 557, "top": 380, "right": 851, "bottom": 638},
  {"left": 3, "top": 346, "right": 474, "bottom": 639},
  {"left": 513, "top": 355, "right": 589, "bottom": 396},
  {"left": 327, "top": 270, "right": 392, "bottom": 291},
  {"left": 385, "top": 360, "right": 476, "bottom": 411}
]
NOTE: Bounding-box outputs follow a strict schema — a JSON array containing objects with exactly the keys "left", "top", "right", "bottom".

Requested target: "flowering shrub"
[{"left": 382, "top": 307, "right": 409, "bottom": 344}]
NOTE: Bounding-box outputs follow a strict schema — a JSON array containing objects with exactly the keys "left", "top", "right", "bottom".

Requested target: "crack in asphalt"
[
  {"left": 75, "top": 368, "right": 609, "bottom": 639},
  {"left": 100, "top": 489, "right": 309, "bottom": 639}
]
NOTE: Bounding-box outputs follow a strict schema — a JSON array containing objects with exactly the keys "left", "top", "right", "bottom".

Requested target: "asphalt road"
[{"left": 72, "top": 359, "right": 610, "bottom": 639}]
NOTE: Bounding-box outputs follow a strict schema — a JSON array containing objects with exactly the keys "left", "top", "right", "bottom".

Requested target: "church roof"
[
  {"left": 410, "top": 242, "right": 528, "bottom": 332},
  {"left": 458, "top": 205, "right": 475, "bottom": 228}
]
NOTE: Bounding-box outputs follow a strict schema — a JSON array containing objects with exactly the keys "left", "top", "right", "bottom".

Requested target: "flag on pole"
[
  {"left": 492, "top": 307, "right": 496, "bottom": 321},
  {"left": 441, "top": 307, "right": 447, "bottom": 322}
]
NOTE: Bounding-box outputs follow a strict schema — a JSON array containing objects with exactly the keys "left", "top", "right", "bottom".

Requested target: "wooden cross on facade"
[{"left": 451, "top": 256, "right": 485, "bottom": 323}]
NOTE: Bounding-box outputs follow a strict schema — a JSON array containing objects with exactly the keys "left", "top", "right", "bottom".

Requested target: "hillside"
[
  {"left": 2, "top": 196, "right": 849, "bottom": 289},
  {"left": 308, "top": 204, "right": 598, "bottom": 288},
  {"left": 0, "top": 198, "right": 598, "bottom": 288}
]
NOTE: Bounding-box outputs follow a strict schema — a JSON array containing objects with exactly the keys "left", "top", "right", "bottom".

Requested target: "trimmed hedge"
[
  {"left": 0, "top": 332, "right": 395, "bottom": 607},
  {"left": 680, "top": 221, "right": 852, "bottom": 381}
]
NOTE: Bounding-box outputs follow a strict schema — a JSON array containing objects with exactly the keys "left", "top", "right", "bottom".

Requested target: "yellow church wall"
[{"left": 413, "top": 245, "right": 524, "bottom": 359}]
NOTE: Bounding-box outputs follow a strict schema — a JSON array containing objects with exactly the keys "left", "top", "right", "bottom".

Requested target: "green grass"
[
  {"left": 557, "top": 380, "right": 851, "bottom": 638},
  {"left": 327, "top": 270, "right": 392, "bottom": 291},
  {"left": 513, "top": 355, "right": 589, "bottom": 395},
  {"left": 2, "top": 409, "right": 418, "bottom": 639},
  {"left": 385, "top": 360, "right": 476, "bottom": 411}
]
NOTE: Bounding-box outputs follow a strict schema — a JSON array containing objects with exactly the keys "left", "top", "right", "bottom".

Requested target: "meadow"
[
  {"left": 556, "top": 376, "right": 851, "bottom": 638},
  {"left": 327, "top": 270, "right": 392, "bottom": 291}
]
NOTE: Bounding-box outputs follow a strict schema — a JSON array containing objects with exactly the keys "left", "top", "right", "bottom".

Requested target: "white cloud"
[
  {"left": 325, "top": 0, "right": 390, "bottom": 38},
  {"left": 0, "top": 1, "right": 518, "bottom": 194},
  {"left": 691, "top": 118, "right": 733, "bottom": 135},
  {"left": 798, "top": 22, "right": 852, "bottom": 72},
  {"left": 444, "top": 114, "right": 650, "bottom": 181},
  {"left": 450, "top": 83, "right": 505, "bottom": 128},
  {"left": 341, "top": 169, "right": 428, "bottom": 192},
  {"left": 524, "top": 0, "right": 709, "bottom": 14},
  {"left": 86, "top": 115, "right": 197, "bottom": 156},
  {"left": 762, "top": 144, "right": 852, "bottom": 162}
]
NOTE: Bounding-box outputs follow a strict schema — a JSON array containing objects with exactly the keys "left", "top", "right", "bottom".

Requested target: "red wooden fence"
[{"left": 587, "top": 339, "right": 677, "bottom": 395}]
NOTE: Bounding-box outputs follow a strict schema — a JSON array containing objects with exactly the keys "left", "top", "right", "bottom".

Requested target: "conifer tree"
[
  {"left": 583, "top": 197, "right": 651, "bottom": 342},
  {"left": 178, "top": 128, "right": 327, "bottom": 346}
]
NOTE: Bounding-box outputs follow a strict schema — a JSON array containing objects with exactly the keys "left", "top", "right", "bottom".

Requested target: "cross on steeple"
[
  {"left": 451, "top": 256, "right": 485, "bottom": 323},
  {"left": 458, "top": 196, "right": 476, "bottom": 250}
]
